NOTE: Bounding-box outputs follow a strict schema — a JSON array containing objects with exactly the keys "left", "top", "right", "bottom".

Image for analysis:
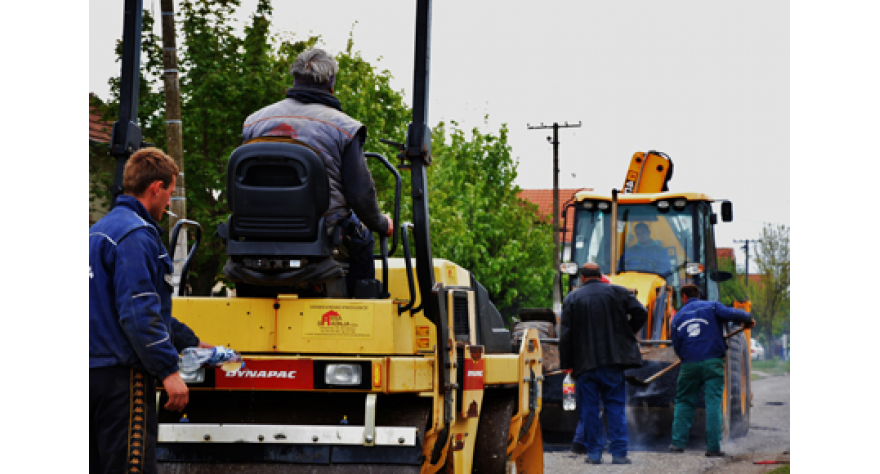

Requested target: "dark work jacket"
[
  {"left": 670, "top": 299, "right": 751, "bottom": 364},
  {"left": 241, "top": 87, "right": 388, "bottom": 233},
  {"left": 559, "top": 279, "right": 648, "bottom": 376},
  {"left": 89, "top": 196, "right": 200, "bottom": 381}
]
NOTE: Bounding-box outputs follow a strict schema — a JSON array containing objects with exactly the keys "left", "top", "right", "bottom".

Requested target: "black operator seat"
[{"left": 218, "top": 141, "right": 348, "bottom": 298}]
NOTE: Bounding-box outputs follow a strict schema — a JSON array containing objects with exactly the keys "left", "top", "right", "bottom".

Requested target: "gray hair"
[{"left": 290, "top": 48, "right": 338, "bottom": 86}]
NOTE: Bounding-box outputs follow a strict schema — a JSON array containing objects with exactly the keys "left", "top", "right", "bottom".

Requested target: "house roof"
[
  {"left": 90, "top": 93, "right": 112, "bottom": 144},
  {"left": 717, "top": 247, "right": 734, "bottom": 261},
  {"left": 518, "top": 188, "right": 592, "bottom": 240}
]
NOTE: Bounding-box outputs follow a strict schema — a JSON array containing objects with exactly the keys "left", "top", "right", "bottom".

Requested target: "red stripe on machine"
[{"left": 215, "top": 359, "right": 314, "bottom": 390}]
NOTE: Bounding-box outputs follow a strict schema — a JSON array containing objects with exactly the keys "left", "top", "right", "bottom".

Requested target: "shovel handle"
[{"left": 642, "top": 359, "right": 681, "bottom": 384}]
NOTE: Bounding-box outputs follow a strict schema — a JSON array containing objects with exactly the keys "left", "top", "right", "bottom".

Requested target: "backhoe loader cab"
[{"left": 566, "top": 192, "right": 732, "bottom": 308}]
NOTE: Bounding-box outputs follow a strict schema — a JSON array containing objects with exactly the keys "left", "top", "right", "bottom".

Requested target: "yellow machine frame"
[{"left": 172, "top": 258, "right": 544, "bottom": 472}]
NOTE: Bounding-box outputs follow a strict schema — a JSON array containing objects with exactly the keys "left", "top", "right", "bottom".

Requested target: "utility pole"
[
  {"left": 160, "top": 0, "right": 187, "bottom": 293},
  {"left": 734, "top": 239, "right": 757, "bottom": 288},
  {"left": 527, "top": 121, "right": 581, "bottom": 317}
]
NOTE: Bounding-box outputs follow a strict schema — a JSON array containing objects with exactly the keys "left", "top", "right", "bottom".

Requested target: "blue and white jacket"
[
  {"left": 89, "top": 195, "right": 199, "bottom": 380},
  {"left": 670, "top": 299, "right": 751, "bottom": 364}
]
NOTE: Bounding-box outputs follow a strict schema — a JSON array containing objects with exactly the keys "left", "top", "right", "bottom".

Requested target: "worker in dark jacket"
[
  {"left": 559, "top": 263, "right": 648, "bottom": 465},
  {"left": 242, "top": 48, "right": 392, "bottom": 296},
  {"left": 90, "top": 148, "right": 212, "bottom": 474},
  {"left": 668, "top": 284, "right": 755, "bottom": 457}
]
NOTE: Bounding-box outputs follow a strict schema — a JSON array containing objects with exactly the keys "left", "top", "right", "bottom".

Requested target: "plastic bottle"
[
  {"left": 563, "top": 372, "right": 576, "bottom": 411},
  {"left": 179, "top": 347, "right": 244, "bottom": 373}
]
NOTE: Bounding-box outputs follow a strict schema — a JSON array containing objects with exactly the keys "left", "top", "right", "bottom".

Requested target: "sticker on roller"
[{"left": 302, "top": 303, "right": 374, "bottom": 339}]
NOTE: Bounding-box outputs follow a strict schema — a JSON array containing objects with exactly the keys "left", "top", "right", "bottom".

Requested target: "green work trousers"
[{"left": 671, "top": 358, "right": 725, "bottom": 452}]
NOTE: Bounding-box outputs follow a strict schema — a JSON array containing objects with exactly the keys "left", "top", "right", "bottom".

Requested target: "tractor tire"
[
  {"left": 726, "top": 332, "right": 751, "bottom": 438},
  {"left": 472, "top": 389, "right": 517, "bottom": 474}
]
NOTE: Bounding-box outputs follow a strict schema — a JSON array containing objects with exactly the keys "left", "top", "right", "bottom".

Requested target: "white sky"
[{"left": 90, "top": 0, "right": 790, "bottom": 271}]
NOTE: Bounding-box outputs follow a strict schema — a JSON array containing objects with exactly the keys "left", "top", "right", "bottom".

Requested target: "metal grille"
[{"left": 452, "top": 292, "right": 470, "bottom": 340}]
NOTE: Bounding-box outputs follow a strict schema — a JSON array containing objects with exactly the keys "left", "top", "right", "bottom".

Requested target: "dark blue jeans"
[
  {"left": 576, "top": 366, "right": 628, "bottom": 461},
  {"left": 339, "top": 213, "right": 376, "bottom": 296},
  {"left": 572, "top": 401, "right": 606, "bottom": 450}
]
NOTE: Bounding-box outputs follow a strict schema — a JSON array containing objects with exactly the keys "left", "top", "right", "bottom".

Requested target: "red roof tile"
[
  {"left": 518, "top": 188, "right": 592, "bottom": 241},
  {"left": 90, "top": 93, "right": 112, "bottom": 143}
]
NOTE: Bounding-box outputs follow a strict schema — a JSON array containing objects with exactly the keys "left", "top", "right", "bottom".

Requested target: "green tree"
[
  {"left": 753, "top": 223, "right": 790, "bottom": 356},
  {"left": 718, "top": 252, "right": 750, "bottom": 307},
  {"left": 427, "top": 121, "right": 556, "bottom": 315}
]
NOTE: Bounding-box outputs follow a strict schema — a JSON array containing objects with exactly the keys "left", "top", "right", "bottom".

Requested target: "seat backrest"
[{"left": 227, "top": 142, "right": 329, "bottom": 242}]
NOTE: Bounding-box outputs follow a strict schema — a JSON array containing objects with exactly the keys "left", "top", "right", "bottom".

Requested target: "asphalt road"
[{"left": 543, "top": 371, "right": 790, "bottom": 473}]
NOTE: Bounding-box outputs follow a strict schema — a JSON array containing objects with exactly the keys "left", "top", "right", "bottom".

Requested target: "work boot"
[
  {"left": 571, "top": 443, "right": 587, "bottom": 455},
  {"left": 669, "top": 444, "right": 685, "bottom": 453},
  {"left": 612, "top": 457, "right": 632, "bottom": 465},
  {"left": 584, "top": 457, "right": 602, "bottom": 465},
  {"left": 705, "top": 450, "right": 726, "bottom": 457}
]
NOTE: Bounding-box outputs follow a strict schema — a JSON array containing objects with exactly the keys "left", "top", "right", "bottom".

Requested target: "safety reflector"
[{"left": 372, "top": 362, "right": 382, "bottom": 388}]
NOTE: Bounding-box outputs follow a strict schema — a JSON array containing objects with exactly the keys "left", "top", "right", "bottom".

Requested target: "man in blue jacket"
[
  {"left": 668, "top": 284, "right": 755, "bottom": 457},
  {"left": 90, "top": 148, "right": 212, "bottom": 474}
]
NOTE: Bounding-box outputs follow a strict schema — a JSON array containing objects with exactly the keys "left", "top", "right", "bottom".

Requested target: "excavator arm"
[{"left": 622, "top": 150, "right": 674, "bottom": 194}]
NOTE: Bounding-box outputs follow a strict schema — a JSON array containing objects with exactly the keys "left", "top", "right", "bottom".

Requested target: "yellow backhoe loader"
[{"left": 532, "top": 151, "right": 752, "bottom": 444}]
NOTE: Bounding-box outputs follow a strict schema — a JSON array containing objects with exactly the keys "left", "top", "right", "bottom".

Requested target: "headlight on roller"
[{"left": 325, "top": 364, "right": 363, "bottom": 386}]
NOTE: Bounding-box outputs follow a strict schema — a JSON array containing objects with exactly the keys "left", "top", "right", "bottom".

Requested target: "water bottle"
[
  {"left": 563, "top": 372, "right": 576, "bottom": 411},
  {"left": 179, "top": 347, "right": 244, "bottom": 373}
]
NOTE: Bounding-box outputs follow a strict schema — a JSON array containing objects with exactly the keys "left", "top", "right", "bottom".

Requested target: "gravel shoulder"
[{"left": 543, "top": 372, "right": 790, "bottom": 473}]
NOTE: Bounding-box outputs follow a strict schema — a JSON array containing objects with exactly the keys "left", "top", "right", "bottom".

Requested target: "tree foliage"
[
  {"left": 90, "top": 0, "right": 555, "bottom": 313},
  {"left": 718, "top": 254, "right": 750, "bottom": 307},
  {"left": 718, "top": 224, "right": 790, "bottom": 352},
  {"left": 753, "top": 223, "right": 790, "bottom": 352},
  {"left": 427, "top": 122, "right": 555, "bottom": 314}
]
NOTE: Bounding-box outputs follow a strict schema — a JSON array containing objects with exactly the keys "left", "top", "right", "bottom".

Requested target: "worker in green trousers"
[{"left": 668, "top": 284, "right": 754, "bottom": 456}]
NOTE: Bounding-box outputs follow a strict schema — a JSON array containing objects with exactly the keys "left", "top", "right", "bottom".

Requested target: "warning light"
[{"left": 372, "top": 362, "right": 382, "bottom": 388}]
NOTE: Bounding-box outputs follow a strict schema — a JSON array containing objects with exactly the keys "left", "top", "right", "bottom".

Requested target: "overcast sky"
[{"left": 90, "top": 0, "right": 789, "bottom": 271}]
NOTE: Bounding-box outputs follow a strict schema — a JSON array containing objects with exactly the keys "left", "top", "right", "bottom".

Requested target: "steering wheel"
[{"left": 623, "top": 256, "right": 660, "bottom": 272}]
